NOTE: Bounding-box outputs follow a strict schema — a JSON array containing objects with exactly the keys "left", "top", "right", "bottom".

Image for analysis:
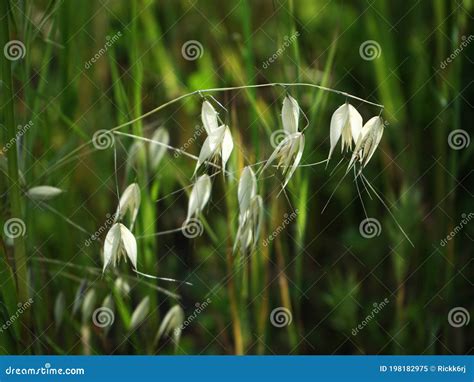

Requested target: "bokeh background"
[{"left": 0, "top": 0, "right": 472, "bottom": 355}]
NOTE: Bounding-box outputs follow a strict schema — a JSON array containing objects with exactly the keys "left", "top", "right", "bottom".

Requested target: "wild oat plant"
[{"left": 59, "top": 84, "right": 410, "bottom": 351}]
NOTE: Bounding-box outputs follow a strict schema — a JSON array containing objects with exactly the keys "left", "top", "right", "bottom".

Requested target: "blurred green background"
[{"left": 0, "top": 0, "right": 472, "bottom": 355}]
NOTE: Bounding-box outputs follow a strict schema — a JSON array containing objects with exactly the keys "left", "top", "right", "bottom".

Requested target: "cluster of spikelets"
[
  {"left": 328, "top": 102, "right": 385, "bottom": 174},
  {"left": 102, "top": 183, "right": 140, "bottom": 272},
  {"left": 102, "top": 94, "right": 384, "bottom": 273}
]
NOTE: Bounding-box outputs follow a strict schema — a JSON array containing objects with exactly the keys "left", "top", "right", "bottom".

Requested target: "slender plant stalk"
[
  {"left": 288, "top": 0, "right": 301, "bottom": 86},
  {"left": 240, "top": 0, "right": 259, "bottom": 158},
  {"left": 130, "top": 0, "right": 159, "bottom": 331},
  {"left": 256, "top": 225, "right": 270, "bottom": 355},
  {"left": 141, "top": 0, "right": 182, "bottom": 97},
  {"left": 0, "top": 0, "right": 30, "bottom": 343},
  {"left": 221, "top": 168, "right": 245, "bottom": 354},
  {"left": 274, "top": 234, "right": 297, "bottom": 349},
  {"left": 226, "top": 249, "right": 244, "bottom": 354}
]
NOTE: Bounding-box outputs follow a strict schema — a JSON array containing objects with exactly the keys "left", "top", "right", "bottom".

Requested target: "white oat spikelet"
[
  {"left": 26, "top": 185, "right": 63, "bottom": 201},
  {"left": 234, "top": 166, "right": 263, "bottom": 254},
  {"left": 114, "top": 183, "right": 141, "bottom": 230},
  {"left": 186, "top": 174, "right": 212, "bottom": 222},
  {"left": 194, "top": 100, "right": 234, "bottom": 174},
  {"left": 327, "top": 102, "right": 363, "bottom": 163},
  {"left": 103, "top": 183, "right": 141, "bottom": 273},
  {"left": 155, "top": 305, "right": 185, "bottom": 346},
  {"left": 102, "top": 223, "right": 137, "bottom": 273},
  {"left": 125, "top": 141, "right": 146, "bottom": 177},
  {"left": 347, "top": 116, "right": 384, "bottom": 172},
  {"left": 263, "top": 95, "right": 305, "bottom": 189},
  {"left": 129, "top": 296, "right": 150, "bottom": 331},
  {"left": 149, "top": 126, "right": 169, "bottom": 170}
]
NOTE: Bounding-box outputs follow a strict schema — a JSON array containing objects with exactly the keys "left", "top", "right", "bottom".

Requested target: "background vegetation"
[{"left": 0, "top": 0, "right": 472, "bottom": 355}]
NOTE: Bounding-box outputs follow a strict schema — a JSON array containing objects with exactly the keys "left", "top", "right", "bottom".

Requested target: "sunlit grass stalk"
[
  {"left": 251, "top": 193, "right": 265, "bottom": 353},
  {"left": 256, "top": 225, "right": 270, "bottom": 355},
  {"left": 274, "top": 230, "right": 297, "bottom": 350},
  {"left": 0, "top": 0, "right": 30, "bottom": 345},
  {"left": 226, "top": 248, "right": 245, "bottom": 354},
  {"left": 221, "top": 170, "right": 246, "bottom": 354}
]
